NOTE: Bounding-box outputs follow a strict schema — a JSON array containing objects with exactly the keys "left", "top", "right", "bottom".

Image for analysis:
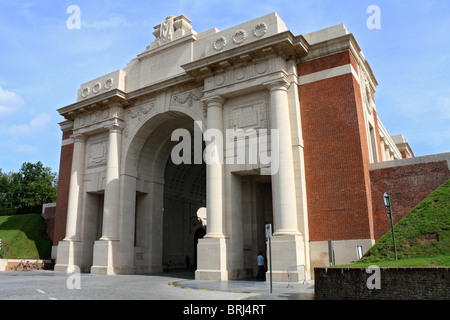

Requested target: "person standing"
[
  {"left": 256, "top": 252, "right": 266, "bottom": 281},
  {"left": 185, "top": 255, "right": 190, "bottom": 270}
]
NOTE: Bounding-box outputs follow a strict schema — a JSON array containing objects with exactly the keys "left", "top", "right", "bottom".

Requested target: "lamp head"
[{"left": 383, "top": 192, "right": 391, "bottom": 210}]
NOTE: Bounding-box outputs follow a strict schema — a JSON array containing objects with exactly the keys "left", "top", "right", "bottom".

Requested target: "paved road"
[{"left": 0, "top": 269, "right": 314, "bottom": 301}]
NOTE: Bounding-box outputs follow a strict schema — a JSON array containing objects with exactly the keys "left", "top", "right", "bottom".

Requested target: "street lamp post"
[
  {"left": 265, "top": 224, "right": 273, "bottom": 294},
  {"left": 383, "top": 192, "right": 398, "bottom": 261}
]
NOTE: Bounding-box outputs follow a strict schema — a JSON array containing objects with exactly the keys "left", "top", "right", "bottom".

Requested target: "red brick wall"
[
  {"left": 53, "top": 131, "right": 73, "bottom": 245},
  {"left": 370, "top": 160, "right": 450, "bottom": 240},
  {"left": 42, "top": 205, "right": 56, "bottom": 241},
  {"left": 299, "top": 51, "right": 374, "bottom": 242},
  {"left": 299, "top": 51, "right": 358, "bottom": 76}
]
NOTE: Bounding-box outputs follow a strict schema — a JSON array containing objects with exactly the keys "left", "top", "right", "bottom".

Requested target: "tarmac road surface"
[{"left": 0, "top": 269, "right": 314, "bottom": 301}]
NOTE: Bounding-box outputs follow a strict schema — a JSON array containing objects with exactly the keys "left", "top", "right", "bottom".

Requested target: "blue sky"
[{"left": 0, "top": 0, "right": 449, "bottom": 174}]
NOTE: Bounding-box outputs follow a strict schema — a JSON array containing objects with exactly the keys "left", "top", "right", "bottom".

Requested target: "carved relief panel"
[
  {"left": 124, "top": 99, "right": 157, "bottom": 138},
  {"left": 204, "top": 57, "right": 280, "bottom": 92},
  {"left": 86, "top": 132, "right": 109, "bottom": 169},
  {"left": 225, "top": 92, "right": 270, "bottom": 140},
  {"left": 171, "top": 89, "right": 203, "bottom": 109},
  {"left": 72, "top": 105, "right": 125, "bottom": 135},
  {"left": 74, "top": 109, "right": 111, "bottom": 130}
]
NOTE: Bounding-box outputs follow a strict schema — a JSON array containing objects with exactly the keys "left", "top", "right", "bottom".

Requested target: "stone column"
[
  {"left": 100, "top": 124, "right": 123, "bottom": 241},
  {"left": 91, "top": 123, "right": 123, "bottom": 275},
  {"left": 266, "top": 79, "right": 301, "bottom": 236},
  {"left": 195, "top": 95, "right": 228, "bottom": 280},
  {"left": 204, "top": 95, "right": 226, "bottom": 239},
  {"left": 64, "top": 133, "right": 86, "bottom": 240},
  {"left": 55, "top": 133, "right": 86, "bottom": 273},
  {"left": 380, "top": 138, "right": 386, "bottom": 161},
  {"left": 264, "top": 78, "right": 307, "bottom": 282}
]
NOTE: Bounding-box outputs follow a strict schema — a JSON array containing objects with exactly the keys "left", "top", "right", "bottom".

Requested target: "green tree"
[
  {"left": 0, "top": 169, "right": 13, "bottom": 208},
  {"left": 0, "top": 162, "right": 58, "bottom": 209}
]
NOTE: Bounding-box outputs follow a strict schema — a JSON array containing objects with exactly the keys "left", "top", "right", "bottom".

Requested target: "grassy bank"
[
  {"left": 348, "top": 178, "right": 450, "bottom": 267},
  {"left": 0, "top": 213, "right": 52, "bottom": 259}
]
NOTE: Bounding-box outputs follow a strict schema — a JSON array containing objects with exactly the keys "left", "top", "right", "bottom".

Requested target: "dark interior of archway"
[{"left": 162, "top": 126, "right": 206, "bottom": 271}]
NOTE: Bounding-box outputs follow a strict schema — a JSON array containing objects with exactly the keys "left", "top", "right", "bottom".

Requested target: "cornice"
[
  {"left": 58, "top": 89, "right": 128, "bottom": 120},
  {"left": 58, "top": 74, "right": 198, "bottom": 121},
  {"left": 301, "top": 33, "right": 378, "bottom": 89},
  {"left": 182, "top": 31, "right": 308, "bottom": 80}
]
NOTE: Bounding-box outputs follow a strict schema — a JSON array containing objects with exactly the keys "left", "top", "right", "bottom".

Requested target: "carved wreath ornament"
[
  {"left": 253, "top": 23, "right": 268, "bottom": 38},
  {"left": 232, "top": 30, "right": 246, "bottom": 45},
  {"left": 80, "top": 77, "right": 114, "bottom": 99},
  {"left": 212, "top": 23, "right": 268, "bottom": 52},
  {"left": 92, "top": 82, "right": 101, "bottom": 94},
  {"left": 81, "top": 87, "right": 90, "bottom": 98},
  {"left": 105, "top": 78, "right": 113, "bottom": 90},
  {"left": 213, "top": 37, "right": 227, "bottom": 51}
]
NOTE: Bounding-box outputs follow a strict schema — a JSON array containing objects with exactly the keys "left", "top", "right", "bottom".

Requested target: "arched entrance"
[
  {"left": 123, "top": 110, "right": 206, "bottom": 274},
  {"left": 162, "top": 136, "right": 206, "bottom": 271}
]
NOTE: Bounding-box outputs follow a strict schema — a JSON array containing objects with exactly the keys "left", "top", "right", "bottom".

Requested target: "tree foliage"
[{"left": 0, "top": 162, "right": 58, "bottom": 209}]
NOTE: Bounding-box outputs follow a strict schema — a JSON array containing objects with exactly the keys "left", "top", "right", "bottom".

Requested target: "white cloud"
[
  {"left": 14, "top": 144, "right": 37, "bottom": 154},
  {"left": 8, "top": 113, "right": 52, "bottom": 135},
  {"left": 0, "top": 86, "right": 24, "bottom": 118},
  {"left": 82, "top": 14, "right": 133, "bottom": 30}
]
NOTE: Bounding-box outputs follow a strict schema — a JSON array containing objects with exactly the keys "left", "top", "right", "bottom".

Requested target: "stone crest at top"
[{"left": 152, "top": 15, "right": 193, "bottom": 46}]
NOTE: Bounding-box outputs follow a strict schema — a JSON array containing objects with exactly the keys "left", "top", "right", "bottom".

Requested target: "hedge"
[{"left": 0, "top": 205, "right": 43, "bottom": 216}]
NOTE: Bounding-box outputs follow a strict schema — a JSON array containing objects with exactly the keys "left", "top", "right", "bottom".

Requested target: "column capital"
[
  {"left": 106, "top": 122, "right": 125, "bottom": 134},
  {"left": 264, "top": 77, "right": 291, "bottom": 92},
  {"left": 202, "top": 94, "right": 225, "bottom": 107},
  {"left": 70, "top": 132, "right": 86, "bottom": 143}
]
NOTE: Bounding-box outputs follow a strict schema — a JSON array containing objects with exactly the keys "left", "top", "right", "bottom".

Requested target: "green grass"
[
  {"left": 0, "top": 214, "right": 52, "bottom": 259},
  {"left": 342, "top": 254, "right": 450, "bottom": 267},
  {"left": 342, "top": 178, "right": 450, "bottom": 267}
]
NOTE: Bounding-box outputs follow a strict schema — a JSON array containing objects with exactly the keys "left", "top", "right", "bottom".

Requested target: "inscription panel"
[
  {"left": 88, "top": 141, "right": 107, "bottom": 167},
  {"left": 228, "top": 99, "right": 268, "bottom": 134}
]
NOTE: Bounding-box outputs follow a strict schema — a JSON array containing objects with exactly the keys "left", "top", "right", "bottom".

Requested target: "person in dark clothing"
[{"left": 256, "top": 252, "right": 265, "bottom": 281}]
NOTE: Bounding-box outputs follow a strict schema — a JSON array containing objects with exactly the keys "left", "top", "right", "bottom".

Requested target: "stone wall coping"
[{"left": 369, "top": 152, "right": 450, "bottom": 171}]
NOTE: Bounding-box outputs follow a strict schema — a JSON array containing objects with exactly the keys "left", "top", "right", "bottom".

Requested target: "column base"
[
  {"left": 266, "top": 235, "right": 309, "bottom": 282},
  {"left": 90, "top": 240, "right": 120, "bottom": 275},
  {"left": 195, "top": 237, "right": 228, "bottom": 281},
  {"left": 54, "top": 240, "right": 82, "bottom": 273}
]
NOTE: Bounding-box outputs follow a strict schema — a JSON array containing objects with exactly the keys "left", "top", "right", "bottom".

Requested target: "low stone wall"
[{"left": 315, "top": 267, "right": 450, "bottom": 300}]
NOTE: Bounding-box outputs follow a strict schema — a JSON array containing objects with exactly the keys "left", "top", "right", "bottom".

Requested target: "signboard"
[
  {"left": 265, "top": 224, "right": 272, "bottom": 238},
  {"left": 265, "top": 223, "right": 273, "bottom": 294}
]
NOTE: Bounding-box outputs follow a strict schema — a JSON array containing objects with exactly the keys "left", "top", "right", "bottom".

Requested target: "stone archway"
[
  {"left": 162, "top": 132, "right": 206, "bottom": 271},
  {"left": 121, "top": 111, "right": 206, "bottom": 274}
]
